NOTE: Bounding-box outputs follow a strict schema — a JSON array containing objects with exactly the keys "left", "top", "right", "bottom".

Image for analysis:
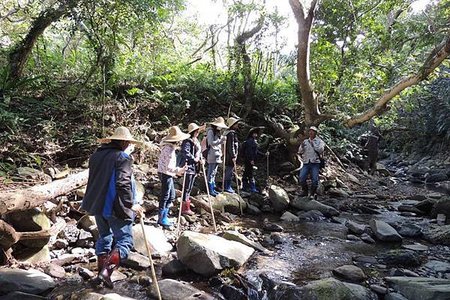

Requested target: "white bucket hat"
[
  {"left": 226, "top": 117, "right": 241, "bottom": 128},
  {"left": 210, "top": 117, "right": 228, "bottom": 129},
  {"left": 309, "top": 126, "right": 319, "bottom": 133},
  {"left": 162, "top": 126, "right": 190, "bottom": 142},
  {"left": 98, "top": 126, "right": 142, "bottom": 145},
  {"left": 187, "top": 123, "right": 201, "bottom": 134}
]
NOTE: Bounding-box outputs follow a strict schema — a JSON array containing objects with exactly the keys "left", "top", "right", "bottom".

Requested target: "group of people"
[{"left": 80, "top": 117, "right": 268, "bottom": 287}]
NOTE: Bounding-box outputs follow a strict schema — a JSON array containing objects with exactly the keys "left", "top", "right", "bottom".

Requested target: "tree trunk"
[
  {"left": 289, "top": 0, "right": 321, "bottom": 126},
  {"left": 235, "top": 15, "right": 265, "bottom": 118},
  {"left": 345, "top": 34, "right": 450, "bottom": 128},
  {"left": 8, "top": 0, "right": 78, "bottom": 80},
  {"left": 0, "top": 169, "right": 88, "bottom": 215}
]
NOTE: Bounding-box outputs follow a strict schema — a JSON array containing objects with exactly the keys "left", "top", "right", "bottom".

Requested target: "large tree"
[{"left": 289, "top": 0, "right": 450, "bottom": 128}]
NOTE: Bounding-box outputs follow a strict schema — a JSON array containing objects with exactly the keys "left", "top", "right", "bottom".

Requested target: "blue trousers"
[
  {"left": 224, "top": 165, "right": 234, "bottom": 182},
  {"left": 182, "top": 173, "right": 196, "bottom": 201},
  {"left": 207, "top": 163, "right": 218, "bottom": 183},
  {"left": 95, "top": 215, "right": 133, "bottom": 260},
  {"left": 159, "top": 172, "right": 175, "bottom": 209},
  {"left": 299, "top": 163, "right": 320, "bottom": 187}
]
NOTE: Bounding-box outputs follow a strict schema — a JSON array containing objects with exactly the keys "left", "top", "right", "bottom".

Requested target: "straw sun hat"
[
  {"left": 98, "top": 126, "right": 142, "bottom": 144},
  {"left": 226, "top": 117, "right": 240, "bottom": 128},
  {"left": 210, "top": 117, "right": 228, "bottom": 129},
  {"left": 162, "top": 126, "right": 190, "bottom": 142},
  {"left": 187, "top": 123, "right": 201, "bottom": 134}
]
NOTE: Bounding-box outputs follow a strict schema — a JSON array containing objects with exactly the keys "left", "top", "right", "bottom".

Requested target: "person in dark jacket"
[
  {"left": 224, "top": 117, "right": 241, "bottom": 193},
  {"left": 242, "top": 127, "right": 263, "bottom": 193},
  {"left": 82, "top": 126, "right": 145, "bottom": 288},
  {"left": 178, "top": 123, "right": 204, "bottom": 215},
  {"left": 365, "top": 124, "right": 381, "bottom": 175}
]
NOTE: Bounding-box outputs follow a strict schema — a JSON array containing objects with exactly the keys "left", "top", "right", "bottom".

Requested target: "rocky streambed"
[{"left": 1, "top": 156, "right": 450, "bottom": 300}]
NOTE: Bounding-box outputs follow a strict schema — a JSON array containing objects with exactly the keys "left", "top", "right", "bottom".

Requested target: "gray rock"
[
  {"left": 0, "top": 269, "right": 55, "bottom": 295},
  {"left": 328, "top": 188, "right": 349, "bottom": 198},
  {"left": 385, "top": 292, "right": 409, "bottom": 300},
  {"left": 177, "top": 231, "right": 254, "bottom": 276},
  {"left": 360, "top": 233, "right": 376, "bottom": 244},
  {"left": 431, "top": 198, "right": 450, "bottom": 221},
  {"left": 370, "top": 284, "right": 387, "bottom": 295},
  {"left": 76, "top": 215, "right": 99, "bottom": 240},
  {"left": 150, "top": 279, "right": 213, "bottom": 300},
  {"left": 222, "top": 231, "right": 268, "bottom": 253},
  {"left": 263, "top": 223, "right": 284, "bottom": 232},
  {"left": 291, "top": 198, "right": 339, "bottom": 217},
  {"left": 268, "top": 185, "right": 290, "bottom": 212},
  {"left": 297, "top": 210, "right": 325, "bottom": 221},
  {"left": 132, "top": 224, "right": 172, "bottom": 256},
  {"left": 280, "top": 211, "right": 300, "bottom": 222},
  {"left": 381, "top": 250, "right": 421, "bottom": 267},
  {"left": 402, "top": 244, "right": 429, "bottom": 251},
  {"left": 270, "top": 232, "right": 285, "bottom": 244},
  {"left": 246, "top": 204, "right": 261, "bottom": 215},
  {"left": 346, "top": 221, "right": 367, "bottom": 235},
  {"left": 76, "top": 229, "right": 94, "bottom": 247},
  {"left": 17, "top": 246, "right": 51, "bottom": 264},
  {"left": 415, "top": 198, "right": 438, "bottom": 214},
  {"left": 122, "top": 251, "right": 151, "bottom": 270},
  {"left": 43, "top": 263, "right": 66, "bottom": 278},
  {"left": 353, "top": 256, "right": 378, "bottom": 264},
  {"left": 386, "top": 277, "right": 450, "bottom": 300},
  {"left": 397, "top": 223, "right": 422, "bottom": 238},
  {"left": 369, "top": 219, "right": 402, "bottom": 242},
  {"left": 424, "top": 225, "right": 450, "bottom": 245},
  {"left": 347, "top": 234, "right": 360, "bottom": 241},
  {"left": 426, "top": 173, "right": 448, "bottom": 183},
  {"left": 213, "top": 193, "right": 247, "bottom": 214},
  {"left": 162, "top": 259, "right": 188, "bottom": 277},
  {"left": 297, "top": 278, "right": 377, "bottom": 300},
  {"left": 332, "top": 265, "right": 367, "bottom": 282},
  {"left": 0, "top": 292, "right": 47, "bottom": 299},
  {"left": 424, "top": 260, "right": 450, "bottom": 273}
]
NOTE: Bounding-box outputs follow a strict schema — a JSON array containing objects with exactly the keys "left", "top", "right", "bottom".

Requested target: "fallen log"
[
  {"left": 0, "top": 218, "right": 66, "bottom": 249},
  {"left": 0, "top": 169, "right": 89, "bottom": 215}
]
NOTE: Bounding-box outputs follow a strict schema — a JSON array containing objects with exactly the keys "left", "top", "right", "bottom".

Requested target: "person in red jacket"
[{"left": 82, "top": 127, "right": 145, "bottom": 288}]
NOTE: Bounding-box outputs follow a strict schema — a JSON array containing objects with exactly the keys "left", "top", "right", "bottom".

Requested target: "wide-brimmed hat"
[
  {"left": 248, "top": 126, "right": 264, "bottom": 137},
  {"left": 309, "top": 126, "right": 319, "bottom": 133},
  {"left": 227, "top": 117, "right": 241, "bottom": 128},
  {"left": 162, "top": 126, "right": 190, "bottom": 142},
  {"left": 188, "top": 123, "right": 201, "bottom": 134},
  {"left": 98, "top": 126, "right": 142, "bottom": 145},
  {"left": 210, "top": 117, "right": 228, "bottom": 129}
]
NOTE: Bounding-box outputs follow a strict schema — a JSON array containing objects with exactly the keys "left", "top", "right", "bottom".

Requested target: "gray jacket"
[
  {"left": 206, "top": 127, "right": 226, "bottom": 164},
  {"left": 298, "top": 137, "right": 325, "bottom": 164}
]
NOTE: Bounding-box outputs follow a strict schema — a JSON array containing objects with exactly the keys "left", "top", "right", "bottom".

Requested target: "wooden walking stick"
[
  {"left": 201, "top": 162, "right": 217, "bottom": 232},
  {"left": 139, "top": 212, "right": 162, "bottom": 300},
  {"left": 176, "top": 171, "right": 188, "bottom": 236},
  {"left": 233, "top": 161, "right": 243, "bottom": 216}
]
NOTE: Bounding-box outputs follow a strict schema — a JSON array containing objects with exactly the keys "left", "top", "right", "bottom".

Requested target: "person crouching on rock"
[
  {"left": 224, "top": 117, "right": 241, "bottom": 193},
  {"left": 242, "top": 127, "right": 264, "bottom": 193},
  {"left": 158, "top": 126, "right": 189, "bottom": 227},
  {"left": 298, "top": 126, "right": 325, "bottom": 199},
  {"left": 178, "top": 123, "right": 205, "bottom": 215},
  {"left": 81, "top": 126, "right": 145, "bottom": 288},
  {"left": 205, "top": 117, "right": 228, "bottom": 196}
]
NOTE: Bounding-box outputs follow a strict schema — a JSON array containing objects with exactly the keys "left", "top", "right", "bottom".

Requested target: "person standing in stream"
[
  {"left": 81, "top": 126, "right": 145, "bottom": 289},
  {"left": 223, "top": 117, "right": 241, "bottom": 193},
  {"left": 178, "top": 122, "right": 205, "bottom": 215},
  {"left": 205, "top": 117, "right": 228, "bottom": 196},
  {"left": 298, "top": 126, "right": 325, "bottom": 199}
]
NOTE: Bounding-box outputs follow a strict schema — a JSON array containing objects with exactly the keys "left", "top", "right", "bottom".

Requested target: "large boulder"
[
  {"left": 345, "top": 221, "right": 367, "bottom": 235},
  {"left": 0, "top": 269, "right": 55, "bottom": 296},
  {"left": 386, "top": 277, "right": 450, "bottom": 300},
  {"left": 177, "top": 231, "right": 254, "bottom": 276},
  {"left": 431, "top": 197, "right": 450, "bottom": 221},
  {"left": 268, "top": 185, "right": 290, "bottom": 212},
  {"left": 424, "top": 225, "right": 450, "bottom": 245},
  {"left": 291, "top": 198, "right": 339, "bottom": 217},
  {"left": 213, "top": 193, "right": 247, "bottom": 214},
  {"left": 332, "top": 265, "right": 367, "bottom": 282},
  {"left": 132, "top": 225, "right": 172, "bottom": 256},
  {"left": 149, "top": 279, "right": 213, "bottom": 300},
  {"left": 221, "top": 231, "right": 268, "bottom": 253},
  {"left": 7, "top": 209, "right": 51, "bottom": 248},
  {"left": 369, "top": 220, "right": 402, "bottom": 242}
]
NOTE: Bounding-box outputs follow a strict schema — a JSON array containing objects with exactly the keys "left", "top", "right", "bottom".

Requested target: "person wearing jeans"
[
  {"left": 224, "top": 117, "right": 240, "bottom": 193},
  {"left": 205, "top": 117, "right": 228, "bottom": 196},
  {"left": 298, "top": 126, "right": 325, "bottom": 198},
  {"left": 157, "top": 126, "right": 189, "bottom": 226},
  {"left": 82, "top": 127, "right": 145, "bottom": 288}
]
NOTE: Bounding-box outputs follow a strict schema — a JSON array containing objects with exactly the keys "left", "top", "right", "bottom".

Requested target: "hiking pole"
[
  {"left": 176, "top": 171, "right": 188, "bottom": 236},
  {"left": 201, "top": 162, "right": 217, "bottom": 232},
  {"left": 222, "top": 135, "right": 227, "bottom": 193},
  {"left": 138, "top": 212, "right": 162, "bottom": 300},
  {"left": 233, "top": 161, "right": 243, "bottom": 216}
]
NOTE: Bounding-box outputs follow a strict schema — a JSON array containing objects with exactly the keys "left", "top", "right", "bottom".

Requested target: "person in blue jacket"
[
  {"left": 242, "top": 127, "right": 264, "bottom": 193},
  {"left": 82, "top": 127, "right": 145, "bottom": 288}
]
